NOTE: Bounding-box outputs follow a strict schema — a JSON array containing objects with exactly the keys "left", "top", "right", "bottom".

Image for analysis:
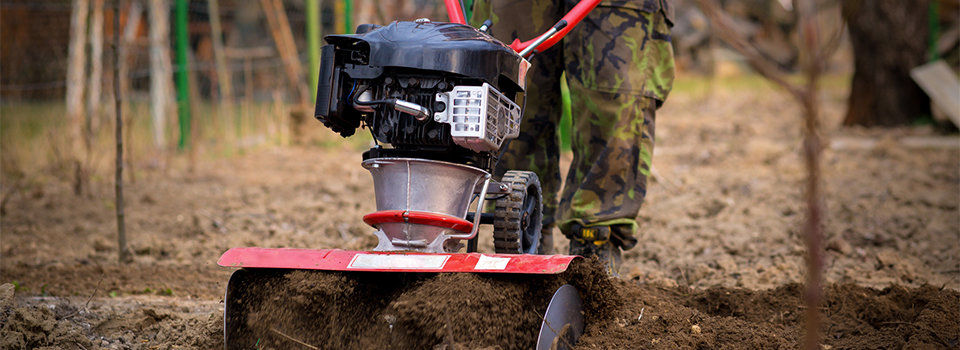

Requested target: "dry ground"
[{"left": 1, "top": 76, "right": 958, "bottom": 348}]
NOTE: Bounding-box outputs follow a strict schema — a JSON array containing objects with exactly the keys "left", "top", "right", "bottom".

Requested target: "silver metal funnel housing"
[{"left": 362, "top": 158, "right": 490, "bottom": 252}]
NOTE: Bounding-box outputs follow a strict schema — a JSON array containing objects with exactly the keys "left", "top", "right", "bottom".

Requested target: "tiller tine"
[{"left": 536, "top": 284, "right": 584, "bottom": 350}]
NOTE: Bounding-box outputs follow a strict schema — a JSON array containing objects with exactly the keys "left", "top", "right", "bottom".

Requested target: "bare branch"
[
  {"left": 695, "top": 0, "right": 805, "bottom": 101},
  {"left": 697, "top": 1, "right": 833, "bottom": 349},
  {"left": 796, "top": 1, "right": 825, "bottom": 349},
  {"left": 814, "top": 12, "right": 846, "bottom": 65},
  {"left": 115, "top": 0, "right": 132, "bottom": 264}
]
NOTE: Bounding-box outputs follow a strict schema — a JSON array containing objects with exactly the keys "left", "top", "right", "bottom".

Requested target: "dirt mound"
[
  {"left": 86, "top": 306, "right": 223, "bottom": 349},
  {"left": 0, "top": 304, "right": 222, "bottom": 350},
  {"left": 0, "top": 285, "right": 223, "bottom": 350},
  {"left": 2, "top": 262, "right": 230, "bottom": 299},
  {"left": 232, "top": 259, "right": 616, "bottom": 349},
  {"left": 226, "top": 260, "right": 959, "bottom": 349},
  {"left": 2, "top": 272, "right": 957, "bottom": 349},
  {"left": 577, "top": 282, "right": 960, "bottom": 349},
  {"left": 0, "top": 302, "right": 91, "bottom": 350}
]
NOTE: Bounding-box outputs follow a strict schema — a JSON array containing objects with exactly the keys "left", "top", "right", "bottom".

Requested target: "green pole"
[
  {"left": 175, "top": 0, "right": 191, "bottom": 150},
  {"left": 307, "top": 0, "right": 321, "bottom": 102},
  {"left": 343, "top": 0, "right": 352, "bottom": 34},
  {"left": 463, "top": 0, "right": 473, "bottom": 24},
  {"left": 560, "top": 72, "right": 572, "bottom": 151},
  {"left": 928, "top": 1, "right": 940, "bottom": 61}
]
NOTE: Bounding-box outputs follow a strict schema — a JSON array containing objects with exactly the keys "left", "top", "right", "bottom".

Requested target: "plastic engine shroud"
[{"left": 324, "top": 21, "right": 527, "bottom": 94}]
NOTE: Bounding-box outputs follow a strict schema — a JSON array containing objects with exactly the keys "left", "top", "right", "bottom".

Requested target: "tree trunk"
[
  {"left": 149, "top": 0, "right": 174, "bottom": 152},
  {"left": 120, "top": 1, "right": 142, "bottom": 101},
  {"left": 260, "top": 0, "right": 310, "bottom": 107},
  {"left": 87, "top": 0, "right": 105, "bottom": 149},
  {"left": 842, "top": 0, "right": 931, "bottom": 126},
  {"left": 121, "top": 0, "right": 143, "bottom": 183},
  {"left": 67, "top": 0, "right": 89, "bottom": 142},
  {"left": 115, "top": 0, "right": 132, "bottom": 264},
  {"left": 207, "top": 0, "right": 233, "bottom": 106},
  {"left": 261, "top": 0, "right": 311, "bottom": 141},
  {"left": 66, "top": 0, "right": 90, "bottom": 195}
]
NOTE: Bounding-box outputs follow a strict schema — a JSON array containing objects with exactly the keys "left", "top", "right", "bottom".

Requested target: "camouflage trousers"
[{"left": 472, "top": 0, "right": 675, "bottom": 250}]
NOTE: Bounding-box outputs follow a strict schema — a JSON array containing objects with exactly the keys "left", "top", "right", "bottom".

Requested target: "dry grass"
[{"left": 1, "top": 99, "right": 372, "bottom": 185}]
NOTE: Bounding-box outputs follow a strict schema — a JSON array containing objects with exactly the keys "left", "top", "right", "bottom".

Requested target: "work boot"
[{"left": 567, "top": 224, "right": 623, "bottom": 277}]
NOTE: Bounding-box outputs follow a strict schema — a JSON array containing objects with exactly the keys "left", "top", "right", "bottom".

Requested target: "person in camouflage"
[{"left": 471, "top": 0, "right": 675, "bottom": 275}]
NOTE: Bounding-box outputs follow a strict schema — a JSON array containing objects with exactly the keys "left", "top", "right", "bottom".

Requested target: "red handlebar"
[
  {"left": 507, "top": 0, "right": 601, "bottom": 55},
  {"left": 444, "top": 0, "right": 601, "bottom": 56},
  {"left": 445, "top": 0, "right": 467, "bottom": 24}
]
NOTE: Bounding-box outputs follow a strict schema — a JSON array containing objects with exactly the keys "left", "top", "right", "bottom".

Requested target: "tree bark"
[
  {"left": 86, "top": 0, "right": 105, "bottom": 148},
  {"left": 67, "top": 0, "right": 90, "bottom": 195},
  {"left": 260, "top": 0, "right": 311, "bottom": 108},
  {"left": 149, "top": 0, "right": 174, "bottom": 152},
  {"left": 842, "top": 0, "right": 931, "bottom": 126},
  {"left": 115, "top": 0, "right": 132, "bottom": 264},
  {"left": 121, "top": 0, "right": 143, "bottom": 183},
  {"left": 120, "top": 1, "right": 142, "bottom": 102},
  {"left": 261, "top": 0, "right": 310, "bottom": 141},
  {"left": 207, "top": 0, "right": 233, "bottom": 106},
  {"left": 67, "top": 0, "right": 90, "bottom": 140}
]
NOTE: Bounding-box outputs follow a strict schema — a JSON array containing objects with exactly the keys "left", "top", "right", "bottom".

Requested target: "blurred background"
[
  {"left": 1, "top": 0, "right": 957, "bottom": 185},
  {"left": 1, "top": 0, "right": 461, "bottom": 185}
]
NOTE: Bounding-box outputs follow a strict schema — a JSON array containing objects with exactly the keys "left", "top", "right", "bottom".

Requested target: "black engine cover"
[
  {"left": 313, "top": 21, "right": 527, "bottom": 171},
  {"left": 325, "top": 21, "right": 526, "bottom": 94}
]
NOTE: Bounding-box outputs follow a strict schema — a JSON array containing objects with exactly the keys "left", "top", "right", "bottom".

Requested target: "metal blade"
[
  {"left": 223, "top": 268, "right": 252, "bottom": 349},
  {"left": 536, "top": 284, "right": 584, "bottom": 350}
]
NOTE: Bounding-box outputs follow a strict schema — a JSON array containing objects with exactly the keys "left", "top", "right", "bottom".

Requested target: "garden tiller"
[{"left": 219, "top": 1, "right": 602, "bottom": 348}]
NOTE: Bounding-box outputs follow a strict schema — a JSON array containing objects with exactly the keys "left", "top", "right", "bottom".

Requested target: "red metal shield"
[{"left": 218, "top": 247, "right": 578, "bottom": 274}]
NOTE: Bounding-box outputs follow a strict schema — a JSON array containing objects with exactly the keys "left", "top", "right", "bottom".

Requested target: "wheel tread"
[{"left": 492, "top": 170, "right": 543, "bottom": 254}]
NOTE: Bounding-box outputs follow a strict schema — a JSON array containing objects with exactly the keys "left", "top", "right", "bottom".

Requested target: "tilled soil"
[
  {"left": 2, "top": 268, "right": 957, "bottom": 349},
  {"left": 0, "top": 284, "right": 223, "bottom": 350},
  {"left": 225, "top": 260, "right": 959, "bottom": 350},
  {"left": 1, "top": 79, "right": 958, "bottom": 348},
  {"left": 230, "top": 259, "right": 614, "bottom": 349},
  {"left": 577, "top": 281, "right": 959, "bottom": 349}
]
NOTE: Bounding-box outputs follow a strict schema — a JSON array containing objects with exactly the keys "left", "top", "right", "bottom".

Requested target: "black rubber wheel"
[{"left": 493, "top": 170, "right": 543, "bottom": 254}]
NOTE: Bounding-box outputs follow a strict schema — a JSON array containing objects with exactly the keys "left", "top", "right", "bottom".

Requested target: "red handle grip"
[
  {"left": 445, "top": 0, "right": 467, "bottom": 24},
  {"left": 444, "top": 0, "right": 599, "bottom": 56},
  {"left": 508, "top": 0, "right": 602, "bottom": 55}
]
